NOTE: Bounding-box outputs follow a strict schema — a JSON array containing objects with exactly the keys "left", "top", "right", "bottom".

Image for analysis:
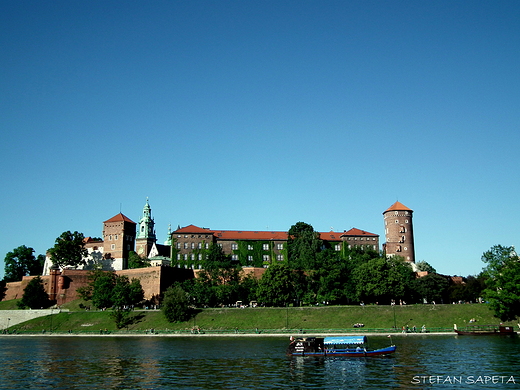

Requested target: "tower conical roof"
[{"left": 384, "top": 201, "right": 413, "bottom": 213}]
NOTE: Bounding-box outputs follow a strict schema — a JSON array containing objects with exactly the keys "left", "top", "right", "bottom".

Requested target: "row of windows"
[
  {"left": 175, "top": 242, "right": 285, "bottom": 251},
  {"left": 176, "top": 242, "right": 210, "bottom": 250},
  {"left": 345, "top": 237, "right": 377, "bottom": 241},
  {"left": 176, "top": 253, "right": 285, "bottom": 262},
  {"left": 106, "top": 234, "right": 134, "bottom": 242},
  {"left": 176, "top": 234, "right": 211, "bottom": 239}
]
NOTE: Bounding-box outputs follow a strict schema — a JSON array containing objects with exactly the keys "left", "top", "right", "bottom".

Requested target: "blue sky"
[{"left": 1, "top": 1, "right": 519, "bottom": 279}]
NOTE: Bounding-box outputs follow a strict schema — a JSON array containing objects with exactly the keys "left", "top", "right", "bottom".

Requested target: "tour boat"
[
  {"left": 286, "top": 336, "right": 396, "bottom": 357},
  {"left": 454, "top": 324, "right": 517, "bottom": 336}
]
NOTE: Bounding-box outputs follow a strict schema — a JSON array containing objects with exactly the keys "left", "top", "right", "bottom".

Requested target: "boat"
[
  {"left": 286, "top": 336, "right": 396, "bottom": 357},
  {"left": 454, "top": 324, "right": 517, "bottom": 336}
]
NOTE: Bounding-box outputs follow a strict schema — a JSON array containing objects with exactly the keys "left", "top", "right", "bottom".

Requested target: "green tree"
[
  {"left": 481, "top": 245, "right": 520, "bottom": 322},
  {"left": 287, "top": 222, "right": 322, "bottom": 270},
  {"left": 162, "top": 284, "right": 192, "bottom": 323},
  {"left": 48, "top": 231, "right": 88, "bottom": 268},
  {"left": 128, "top": 251, "right": 150, "bottom": 269},
  {"left": 17, "top": 276, "right": 51, "bottom": 309},
  {"left": 415, "top": 260, "right": 437, "bottom": 273},
  {"left": 353, "top": 257, "right": 416, "bottom": 304},
  {"left": 414, "top": 273, "right": 450, "bottom": 303},
  {"left": 91, "top": 271, "right": 117, "bottom": 309},
  {"left": 4, "top": 245, "right": 44, "bottom": 282},
  {"left": 256, "top": 263, "right": 296, "bottom": 306}
]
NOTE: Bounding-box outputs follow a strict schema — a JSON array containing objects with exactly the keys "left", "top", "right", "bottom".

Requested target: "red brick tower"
[{"left": 383, "top": 201, "right": 415, "bottom": 263}]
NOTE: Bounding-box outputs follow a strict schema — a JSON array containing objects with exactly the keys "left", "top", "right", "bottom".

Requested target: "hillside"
[{"left": 3, "top": 302, "right": 516, "bottom": 335}]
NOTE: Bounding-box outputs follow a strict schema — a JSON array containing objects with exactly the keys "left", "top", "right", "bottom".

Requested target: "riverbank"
[
  {"left": 0, "top": 331, "right": 460, "bottom": 337},
  {"left": 2, "top": 302, "right": 516, "bottom": 335}
]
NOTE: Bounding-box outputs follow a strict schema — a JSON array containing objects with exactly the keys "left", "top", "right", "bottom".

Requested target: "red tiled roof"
[
  {"left": 214, "top": 230, "right": 288, "bottom": 241},
  {"left": 384, "top": 201, "right": 413, "bottom": 213},
  {"left": 103, "top": 213, "right": 135, "bottom": 224},
  {"left": 340, "top": 228, "right": 378, "bottom": 237},
  {"left": 174, "top": 224, "right": 377, "bottom": 241},
  {"left": 175, "top": 224, "right": 213, "bottom": 234}
]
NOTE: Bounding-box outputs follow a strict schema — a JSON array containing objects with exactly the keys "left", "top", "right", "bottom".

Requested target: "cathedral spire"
[
  {"left": 164, "top": 224, "right": 172, "bottom": 246},
  {"left": 137, "top": 198, "right": 156, "bottom": 240}
]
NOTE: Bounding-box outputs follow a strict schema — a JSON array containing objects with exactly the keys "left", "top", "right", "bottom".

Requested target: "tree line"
[{"left": 2, "top": 224, "right": 519, "bottom": 324}]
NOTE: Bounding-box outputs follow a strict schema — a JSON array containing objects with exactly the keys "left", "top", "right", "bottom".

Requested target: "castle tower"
[
  {"left": 102, "top": 213, "right": 136, "bottom": 270},
  {"left": 135, "top": 198, "right": 156, "bottom": 257},
  {"left": 383, "top": 201, "right": 415, "bottom": 263}
]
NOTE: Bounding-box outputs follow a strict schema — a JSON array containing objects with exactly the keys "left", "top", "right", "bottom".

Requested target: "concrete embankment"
[{"left": 0, "top": 309, "right": 63, "bottom": 329}]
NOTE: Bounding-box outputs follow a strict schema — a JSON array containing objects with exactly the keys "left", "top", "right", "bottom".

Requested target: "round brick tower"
[{"left": 383, "top": 201, "right": 415, "bottom": 263}]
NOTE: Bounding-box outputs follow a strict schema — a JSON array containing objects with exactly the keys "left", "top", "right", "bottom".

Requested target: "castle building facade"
[
  {"left": 171, "top": 225, "right": 379, "bottom": 269},
  {"left": 383, "top": 201, "right": 415, "bottom": 263}
]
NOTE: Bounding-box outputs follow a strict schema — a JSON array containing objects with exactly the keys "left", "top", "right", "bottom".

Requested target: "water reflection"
[{"left": 0, "top": 335, "right": 519, "bottom": 389}]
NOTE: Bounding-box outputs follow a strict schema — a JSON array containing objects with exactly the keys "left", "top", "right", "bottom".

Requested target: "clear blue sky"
[{"left": 1, "top": 1, "right": 519, "bottom": 279}]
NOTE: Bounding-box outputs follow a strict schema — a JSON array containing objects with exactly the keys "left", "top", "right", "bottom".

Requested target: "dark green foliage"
[
  {"left": 91, "top": 271, "right": 118, "bottom": 309},
  {"left": 47, "top": 231, "right": 88, "bottom": 268},
  {"left": 77, "top": 270, "right": 145, "bottom": 328},
  {"left": 414, "top": 273, "right": 450, "bottom": 303},
  {"left": 415, "top": 260, "right": 437, "bottom": 273},
  {"left": 162, "top": 284, "right": 192, "bottom": 323},
  {"left": 4, "top": 245, "right": 43, "bottom": 282},
  {"left": 17, "top": 276, "right": 50, "bottom": 309},
  {"left": 128, "top": 251, "right": 150, "bottom": 269},
  {"left": 256, "top": 263, "right": 296, "bottom": 306},
  {"left": 287, "top": 222, "right": 322, "bottom": 270},
  {"left": 481, "top": 245, "right": 520, "bottom": 322},
  {"left": 110, "top": 309, "right": 134, "bottom": 329},
  {"left": 78, "top": 270, "right": 144, "bottom": 310},
  {"left": 353, "top": 257, "right": 416, "bottom": 304}
]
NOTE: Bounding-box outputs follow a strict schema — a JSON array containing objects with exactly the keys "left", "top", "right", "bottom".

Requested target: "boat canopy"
[{"left": 324, "top": 336, "right": 367, "bottom": 345}]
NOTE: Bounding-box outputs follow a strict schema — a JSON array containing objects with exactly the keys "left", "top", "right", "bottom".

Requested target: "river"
[{"left": 0, "top": 334, "right": 519, "bottom": 389}]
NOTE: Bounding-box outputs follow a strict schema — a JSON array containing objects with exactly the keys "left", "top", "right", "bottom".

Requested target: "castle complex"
[{"left": 43, "top": 200, "right": 415, "bottom": 275}]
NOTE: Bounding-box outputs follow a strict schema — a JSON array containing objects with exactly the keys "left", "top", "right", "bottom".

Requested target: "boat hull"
[{"left": 288, "top": 345, "right": 397, "bottom": 357}]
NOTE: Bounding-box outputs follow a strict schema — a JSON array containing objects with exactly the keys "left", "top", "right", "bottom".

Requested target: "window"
[
  {"left": 184, "top": 254, "right": 188, "bottom": 260},
  {"left": 247, "top": 255, "right": 253, "bottom": 263},
  {"left": 114, "top": 235, "right": 118, "bottom": 240},
  {"left": 231, "top": 243, "right": 238, "bottom": 250},
  {"left": 184, "top": 242, "right": 188, "bottom": 249},
  {"left": 177, "top": 254, "right": 181, "bottom": 260},
  {"left": 111, "top": 244, "right": 115, "bottom": 250},
  {"left": 176, "top": 243, "right": 181, "bottom": 249},
  {"left": 198, "top": 254, "right": 203, "bottom": 260},
  {"left": 231, "top": 254, "right": 238, "bottom": 261},
  {"left": 247, "top": 245, "right": 253, "bottom": 251},
  {"left": 262, "top": 244, "right": 269, "bottom": 251},
  {"left": 206, "top": 243, "right": 209, "bottom": 249},
  {"left": 277, "top": 243, "right": 283, "bottom": 250},
  {"left": 396, "top": 245, "right": 401, "bottom": 252},
  {"left": 277, "top": 254, "right": 284, "bottom": 261},
  {"left": 198, "top": 242, "right": 202, "bottom": 249},
  {"left": 334, "top": 244, "right": 341, "bottom": 251},
  {"left": 263, "top": 255, "right": 270, "bottom": 262},
  {"left": 191, "top": 242, "right": 195, "bottom": 249}
]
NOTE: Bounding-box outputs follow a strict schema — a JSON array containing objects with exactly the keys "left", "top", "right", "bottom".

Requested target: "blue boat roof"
[{"left": 324, "top": 336, "right": 367, "bottom": 345}]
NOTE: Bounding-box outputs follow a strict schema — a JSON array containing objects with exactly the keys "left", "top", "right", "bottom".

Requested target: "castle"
[
  {"left": 5, "top": 200, "right": 416, "bottom": 306},
  {"left": 42, "top": 199, "right": 415, "bottom": 275}
]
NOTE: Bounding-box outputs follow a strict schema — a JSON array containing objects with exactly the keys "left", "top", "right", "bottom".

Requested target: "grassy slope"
[{"left": 5, "top": 302, "right": 517, "bottom": 334}]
